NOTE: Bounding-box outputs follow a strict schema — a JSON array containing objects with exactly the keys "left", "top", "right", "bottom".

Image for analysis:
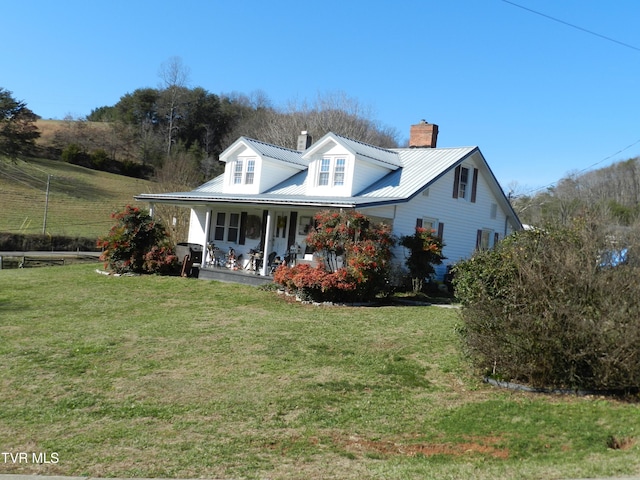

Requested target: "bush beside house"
[
  {"left": 274, "top": 210, "right": 395, "bottom": 302},
  {"left": 98, "top": 205, "right": 177, "bottom": 274},
  {"left": 454, "top": 218, "right": 640, "bottom": 392}
]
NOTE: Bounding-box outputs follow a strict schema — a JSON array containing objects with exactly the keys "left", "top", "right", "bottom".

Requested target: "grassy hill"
[{"left": 0, "top": 155, "right": 154, "bottom": 239}]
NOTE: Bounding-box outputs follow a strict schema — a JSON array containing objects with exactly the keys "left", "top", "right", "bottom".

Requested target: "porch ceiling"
[{"left": 134, "top": 192, "right": 406, "bottom": 209}]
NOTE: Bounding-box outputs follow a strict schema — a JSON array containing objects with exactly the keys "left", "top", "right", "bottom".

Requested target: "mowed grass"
[
  {"left": 1, "top": 265, "right": 639, "bottom": 479},
  {"left": 0, "top": 155, "right": 152, "bottom": 238}
]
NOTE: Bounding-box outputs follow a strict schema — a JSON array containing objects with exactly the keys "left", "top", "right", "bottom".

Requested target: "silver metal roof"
[
  {"left": 328, "top": 133, "right": 402, "bottom": 168},
  {"left": 136, "top": 146, "right": 478, "bottom": 208},
  {"left": 233, "top": 136, "right": 307, "bottom": 167},
  {"left": 359, "top": 146, "right": 477, "bottom": 198}
]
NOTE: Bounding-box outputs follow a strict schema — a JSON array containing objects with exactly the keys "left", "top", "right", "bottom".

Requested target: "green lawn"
[{"left": 0, "top": 264, "right": 638, "bottom": 479}]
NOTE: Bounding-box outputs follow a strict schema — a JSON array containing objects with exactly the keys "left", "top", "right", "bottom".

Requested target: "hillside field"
[{"left": 0, "top": 155, "right": 154, "bottom": 239}]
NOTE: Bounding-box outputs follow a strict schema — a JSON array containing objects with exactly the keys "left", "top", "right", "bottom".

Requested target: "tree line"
[
  {"left": 2, "top": 57, "right": 399, "bottom": 190},
  {"left": 513, "top": 157, "right": 640, "bottom": 230}
]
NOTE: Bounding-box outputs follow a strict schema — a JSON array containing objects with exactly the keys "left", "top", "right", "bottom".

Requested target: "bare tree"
[
  {"left": 158, "top": 57, "right": 191, "bottom": 157},
  {"left": 222, "top": 90, "right": 399, "bottom": 150}
]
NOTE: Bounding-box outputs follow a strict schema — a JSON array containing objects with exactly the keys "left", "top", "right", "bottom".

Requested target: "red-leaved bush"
[
  {"left": 274, "top": 210, "right": 395, "bottom": 302},
  {"left": 98, "top": 205, "right": 177, "bottom": 274}
]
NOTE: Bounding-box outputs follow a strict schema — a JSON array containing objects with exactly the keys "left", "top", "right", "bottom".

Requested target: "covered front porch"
[{"left": 166, "top": 203, "right": 321, "bottom": 278}]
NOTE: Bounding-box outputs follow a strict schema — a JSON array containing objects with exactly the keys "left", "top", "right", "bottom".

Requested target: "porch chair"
[{"left": 267, "top": 251, "right": 277, "bottom": 274}]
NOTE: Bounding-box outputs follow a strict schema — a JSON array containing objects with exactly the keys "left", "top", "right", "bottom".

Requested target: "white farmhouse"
[{"left": 135, "top": 121, "right": 521, "bottom": 281}]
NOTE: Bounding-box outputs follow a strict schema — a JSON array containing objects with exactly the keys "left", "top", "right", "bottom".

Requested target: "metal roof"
[
  {"left": 136, "top": 146, "right": 478, "bottom": 208},
  {"left": 228, "top": 136, "right": 307, "bottom": 167},
  {"left": 327, "top": 133, "right": 402, "bottom": 168},
  {"left": 358, "top": 147, "right": 476, "bottom": 198}
]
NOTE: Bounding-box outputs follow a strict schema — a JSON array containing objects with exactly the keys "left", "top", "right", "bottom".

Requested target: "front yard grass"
[{"left": 0, "top": 264, "right": 638, "bottom": 479}]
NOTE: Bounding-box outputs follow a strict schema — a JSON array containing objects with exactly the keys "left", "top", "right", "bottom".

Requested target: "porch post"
[
  {"left": 203, "top": 209, "right": 211, "bottom": 266},
  {"left": 261, "top": 209, "right": 275, "bottom": 276},
  {"left": 149, "top": 203, "right": 155, "bottom": 217}
]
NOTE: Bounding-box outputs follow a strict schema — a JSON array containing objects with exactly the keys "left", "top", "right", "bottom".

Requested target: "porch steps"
[{"left": 197, "top": 267, "right": 274, "bottom": 286}]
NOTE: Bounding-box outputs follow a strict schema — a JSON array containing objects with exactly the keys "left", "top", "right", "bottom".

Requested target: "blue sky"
[{"left": 5, "top": 1, "right": 640, "bottom": 193}]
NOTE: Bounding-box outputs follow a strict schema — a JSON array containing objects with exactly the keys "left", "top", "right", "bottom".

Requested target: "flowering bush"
[
  {"left": 274, "top": 210, "right": 395, "bottom": 302},
  {"left": 97, "top": 205, "right": 177, "bottom": 274},
  {"left": 399, "top": 227, "right": 445, "bottom": 293}
]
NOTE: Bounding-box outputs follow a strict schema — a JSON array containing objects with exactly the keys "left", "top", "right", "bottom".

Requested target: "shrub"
[
  {"left": 454, "top": 219, "right": 640, "bottom": 392},
  {"left": 97, "top": 205, "right": 177, "bottom": 274},
  {"left": 399, "top": 227, "right": 445, "bottom": 293},
  {"left": 274, "top": 210, "right": 395, "bottom": 302}
]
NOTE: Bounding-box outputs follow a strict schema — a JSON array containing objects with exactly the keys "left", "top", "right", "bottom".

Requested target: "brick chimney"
[
  {"left": 297, "top": 130, "right": 312, "bottom": 151},
  {"left": 409, "top": 120, "right": 438, "bottom": 148}
]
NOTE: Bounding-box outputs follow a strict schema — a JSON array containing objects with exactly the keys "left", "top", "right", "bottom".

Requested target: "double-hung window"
[
  {"left": 232, "top": 158, "right": 256, "bottom": 185},
  {"left": 214, "top": 213, "right": 226, "bottom": 241},
  {"left": 334, "top": 158, "right": 345, "bottom": 186},
  {"left": 233, "top": 160, "right": 244, "bottom": 185},
  {"left": 476, "top": 229, "right": 493, "bottom": 250},
  {"left": 453, "top": 165, "right": 478, "bottom": 202},
  {"left": 213, "top": 212, "right": 241, "bottom": 244},
  {"left": 458, "top": 167, "right": 469, "bottom": 199},
  {"left": 318, "top": 157, "right": 346, "bottom": 187},
  {"left": 245, "top": 159, "right": 255, "bottom": 184},
  {"left": 318, "top": 158, "right": 331, "bottom": 186}
]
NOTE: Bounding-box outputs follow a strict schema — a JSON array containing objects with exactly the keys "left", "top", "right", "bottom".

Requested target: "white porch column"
[
  {"left": 261, "top": 209, "right": 275, "bottom": 276},
  {"left": 149, "top": 203, "right": 155, "bottom": 217},
  {"left": 202, "top": 210, "right": 211, "bottom": 266}
]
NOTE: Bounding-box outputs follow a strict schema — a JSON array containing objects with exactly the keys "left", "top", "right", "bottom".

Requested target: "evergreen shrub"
[{"left": 454, "top": 219, "right": 640, "bottom": 392}]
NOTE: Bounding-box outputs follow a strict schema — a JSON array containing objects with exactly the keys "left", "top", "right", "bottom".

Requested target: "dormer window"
[
  {"left": 319, "top": 158, "right": 330, "bottom": 185},
  {"left": 317, "top": 156, "right": 347, "bottom": 187},
  {"left": 334, "top": 158, "right": 345, "bottom": 186},
  {"left": 232, "top": 158, "right": 256, "bottom": 185}
]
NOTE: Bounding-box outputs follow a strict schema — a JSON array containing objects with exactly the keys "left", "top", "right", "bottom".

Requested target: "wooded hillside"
[{"left": 514, "top": 157, "right": 640, "bottom": 229}]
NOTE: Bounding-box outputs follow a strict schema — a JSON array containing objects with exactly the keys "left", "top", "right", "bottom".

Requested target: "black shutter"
[
  {"left": 416, "top": 218, "right": 423, "bottom": 228},
  {"left": 471, "top": 168, "right": 479, "bottom": 203},
  {"left": 437, "top": 222, "right": 444, "bottom": 241},
  {"left": 453, "top": 165, "right": 461, "bottom": 198},
  {"left": 476, "top": 229, "right": 483, "bottom": 250},
  {"left": 288, "top": 211, "right": 298, "bottom": 248},
  {"left": 239, "top": 212, "right": 248, "bottom": 245}
]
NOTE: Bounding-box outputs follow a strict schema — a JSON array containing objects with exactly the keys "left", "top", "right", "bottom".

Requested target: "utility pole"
[{"left": 43, "top": 174, "right": 51, "bottom": 234}]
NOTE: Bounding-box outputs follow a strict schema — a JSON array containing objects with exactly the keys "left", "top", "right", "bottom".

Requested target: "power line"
[
  {"left": 521, "top": 138, "right": 640, "bottom": 196},
  {"left": 500, "top": 0, "right": 640, "bottom": 53}
]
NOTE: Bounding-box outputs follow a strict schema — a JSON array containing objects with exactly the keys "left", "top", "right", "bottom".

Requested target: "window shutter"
[
  {"left": 494, "top": 232, "right": 500, "bottom": 246},
  {"left": 239, "top": 212, "right": 248, "bottom": 245},
  {"left": 415, "top": 218, "right": 423, "bottom": 228},
  {"left": 476, "top": 229, "right": 483, "bottom": 249},
  {"left": 437, "top": 222, "right": 444, "bottom": 240},
  {"left": 287, "top": 211, "right": 298, "bottom": 248},
  {"left": 453, "top": 165, "right": 461, "bottom": 198},
  {"left": 471, "top": 168, "right": 479, "bottom": 203}
]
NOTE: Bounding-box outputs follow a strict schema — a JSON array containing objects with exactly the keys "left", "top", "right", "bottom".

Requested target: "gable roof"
[
  {"left": 222, "top": 136, "right": 307, "bottom": 168},
  {"left": 135, "top": 133, "right": 520, "bottom": 227},
  {"left": 304, "top": 132, "right": 402, "bottom": 169}
]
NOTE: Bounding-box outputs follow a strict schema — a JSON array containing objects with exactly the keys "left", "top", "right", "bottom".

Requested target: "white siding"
[
  {"left": 392, "top": 156, "right": 512, "bottom": 279},
  {"left": 351, "top": 158, "right": 391, "bottom": 196},
  {"left": 222, "top": 145, "right": 302, "bottom": 194},
  {"left": 187, "top": 208, "right": 208, "bottom": 248},
  {"left": 305, "top": 141, "right": 393, "bottom": 197},
  {"left": 258, "top": 158, "right": 303, "bottom": 193}
]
